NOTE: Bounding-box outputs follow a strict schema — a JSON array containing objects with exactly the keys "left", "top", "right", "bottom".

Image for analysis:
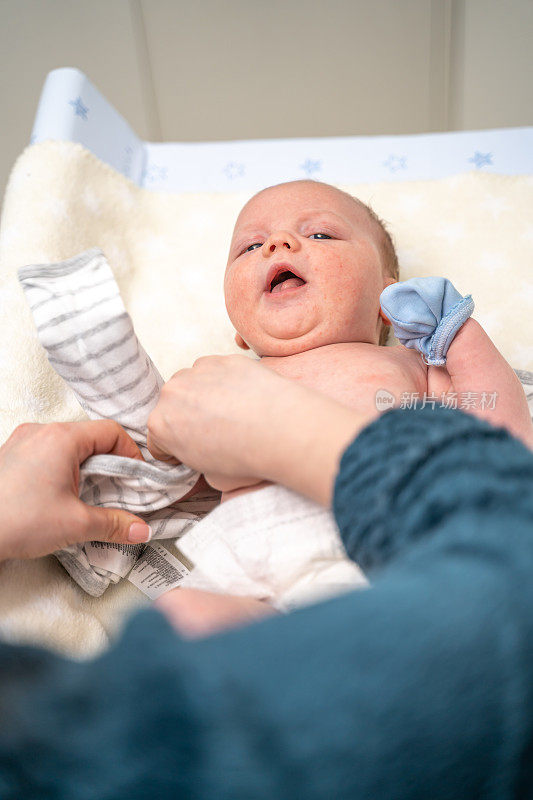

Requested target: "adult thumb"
[{"left": 79, "top": 504, "right": 153, "bottom": 545}]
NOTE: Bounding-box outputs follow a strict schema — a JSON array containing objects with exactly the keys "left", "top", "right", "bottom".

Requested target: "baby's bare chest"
[{"left": 261, "top": 344, "right": 428, "bottom": 415}]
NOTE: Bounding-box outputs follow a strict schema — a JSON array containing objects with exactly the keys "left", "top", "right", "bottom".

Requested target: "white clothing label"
[
  {"left": 85, "top": 542, "right": 142, "bottom": 578},
  {"left": 128, "top": 543, "right": 190, "bottom": 599}
]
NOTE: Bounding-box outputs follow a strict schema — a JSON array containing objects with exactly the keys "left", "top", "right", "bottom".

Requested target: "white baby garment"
[{"left": 178, "top": 483, "right": 368, "bottom": 611}]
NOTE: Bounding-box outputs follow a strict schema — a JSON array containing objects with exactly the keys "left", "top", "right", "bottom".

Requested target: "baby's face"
[{"left": 224, "top": 181, "right": 393, "bottom": 357}]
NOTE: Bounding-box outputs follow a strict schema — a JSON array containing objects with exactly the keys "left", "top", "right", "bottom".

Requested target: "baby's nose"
[{"left": 263, "top": 230, "right": 298, "bottom": 255}]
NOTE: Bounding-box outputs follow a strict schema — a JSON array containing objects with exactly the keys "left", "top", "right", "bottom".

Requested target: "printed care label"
[
  {"left": 85, "top": 541, "right": 141, "bottom": 578},
  {"left": 128, "top": 542, "right": 190, "bottom": 599}
]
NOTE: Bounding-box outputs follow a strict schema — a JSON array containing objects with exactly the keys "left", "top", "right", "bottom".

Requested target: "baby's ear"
[
  {"left": 379, "top": 278, "right": 397, "bottom": 326},
  {"left": 235, "top": 333, "right": 250, "bottom": 350},
  {"left": 379, "top": 308, "right": 392, "bottom": 326}
]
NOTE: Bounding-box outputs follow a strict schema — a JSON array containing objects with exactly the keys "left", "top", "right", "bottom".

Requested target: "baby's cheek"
[
  {"left": 224, "top": 271, "right": 253, "bottom": 330},
  {"left": 322, "top": 267, "right": 378, "bottom": 338},
  {"left": 224, "top": 270, "right": 242, "bottom": 312},
  {"left": 326, "top": 265, "right": 367, "bottom": 309},
  {"left": 337, "top": 263, "right": 358, "bottom": 293},
  {"left": 350, "top": 265, "right": 382, "bottom": 306}
]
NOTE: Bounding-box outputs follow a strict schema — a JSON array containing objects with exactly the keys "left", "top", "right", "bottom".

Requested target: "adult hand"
[
  {"left": 155, "top": 587, "right": 278, "bottom": 639},
  {"left": 0, "top": 420, "right": 152, "bottom": 562},
  {"left": 147, "top": 355, "right": 370, "bottom": 507},
  {"left": 147, "top": 355, "right": 295, "bottom": 488}
]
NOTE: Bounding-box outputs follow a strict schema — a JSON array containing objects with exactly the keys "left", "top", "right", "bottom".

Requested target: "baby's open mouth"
[{"left": 268, "top": 269, "right": 306, "bottom": 294}]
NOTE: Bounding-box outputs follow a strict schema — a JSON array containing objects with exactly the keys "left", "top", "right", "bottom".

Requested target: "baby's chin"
[
  {"left": 249, "top": 330, "right": 379, "bottom": 357},
  {"left": 243, "top": 341, "right": 305, "bottom": 359},
  {"left": 238, "top": 319, "right": 378, "bottom": 357},
  {"left": 251, "top": 337, "right": 336, "bottom": 358}
]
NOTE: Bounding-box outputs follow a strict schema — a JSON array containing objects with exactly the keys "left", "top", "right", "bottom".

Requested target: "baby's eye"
[
  {"left": 242, "top": 242, "right": 262, "bottom": 254},
  {"left": 309, "top": 233, "right": 332, "bottom": 240}
]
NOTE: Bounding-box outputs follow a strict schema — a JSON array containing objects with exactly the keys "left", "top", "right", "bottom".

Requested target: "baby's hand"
[{"left": 380, "top": 277, "right": 474, "bottom": 366}]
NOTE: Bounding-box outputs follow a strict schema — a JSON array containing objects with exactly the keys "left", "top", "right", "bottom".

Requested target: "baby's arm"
[{"left": 427, "top": 318, "right": 533, "bottom": 449}]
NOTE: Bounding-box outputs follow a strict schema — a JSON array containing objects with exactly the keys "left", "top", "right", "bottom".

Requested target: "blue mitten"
[{"left": 379, "top": 277, "right": 474, "bottom": 366}]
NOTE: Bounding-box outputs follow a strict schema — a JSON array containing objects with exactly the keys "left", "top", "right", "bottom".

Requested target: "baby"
[
  {"left": 215, "top": 178, "right": 533, "bottom": 504},
  {"left": 19, "top": 179, "right": 530, "bottom": 615},
  {"left": 166, "top": 178, "right": 533, "bottom": 625}
]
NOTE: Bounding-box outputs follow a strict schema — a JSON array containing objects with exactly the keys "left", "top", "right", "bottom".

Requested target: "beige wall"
[{"left": 1, "top": 0, "right": 532, "bottom": 200}]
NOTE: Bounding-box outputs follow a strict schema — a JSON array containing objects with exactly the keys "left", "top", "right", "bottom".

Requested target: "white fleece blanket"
[{"left": 0, "top": 141, "right": 532, "bottom": 657}]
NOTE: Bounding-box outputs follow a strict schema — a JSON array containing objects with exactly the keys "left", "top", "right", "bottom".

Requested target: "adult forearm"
[
  {"left": 334, "top": 405, "right": 533, "bottom": 570},
  {"left": 250, "top": 383, "right": 372, "bottom": 507},
  {"left": 189, "top": 408, "right": 533, "bottom": 798},
  {"left": 146, "top": 356, "right": 373, "bottom": 503}
]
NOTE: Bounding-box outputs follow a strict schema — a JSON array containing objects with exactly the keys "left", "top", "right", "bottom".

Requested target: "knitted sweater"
[{"left": 1, "top": 406, "right": 533, "bottom": 799}]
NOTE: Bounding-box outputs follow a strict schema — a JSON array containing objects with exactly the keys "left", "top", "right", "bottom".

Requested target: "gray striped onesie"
[{"left": 18, "top": 248, "right": 220, "bottom": 596}]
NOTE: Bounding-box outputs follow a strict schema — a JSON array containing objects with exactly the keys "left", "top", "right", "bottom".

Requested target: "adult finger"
[
  {"left": 73, "top": 499, "right": 153, "bottom": 545},
  {"left": 68, "top": 419, "right": 146, "bottom": 464}
]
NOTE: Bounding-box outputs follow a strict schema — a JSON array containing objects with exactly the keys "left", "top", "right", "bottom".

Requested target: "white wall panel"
[
  {"left": 0, "top": 0, "right": 155, "bottom": 201},
  {"left": 141, "top": 0, "right": 436, "bottom": 141},
  {"left": 450, "top": 0, "right": 533, "bottom": 129}
]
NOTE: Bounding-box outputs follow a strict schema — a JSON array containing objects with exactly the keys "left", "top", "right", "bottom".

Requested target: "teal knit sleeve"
[
  {"left": 2, "top": 407, "right": 533, "bottom": 799},
  {"left": 333, "top": 406, "right": 533, "bottom": 571}
]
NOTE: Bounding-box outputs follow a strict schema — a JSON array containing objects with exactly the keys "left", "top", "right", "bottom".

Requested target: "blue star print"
[
  {"left": 122, "top": 145, "right": 133, "bottom": 176},
  {"left": 144, "top": 164, "right": 168, "bottom": 184},
  {"left": 468, "top": 151, "right": 493, "bottom": 169},
  {"left": 68, "top": 96, "right": 89, "bottom": 120},
  {"left": 383, "top": 155, "right": 407, "bottom": 173},
  {"left": 300, "top": 159, "right": 322, "bottom": 176},
  {"left": 223, "top": 162, "right": 245, "bottom": 181}
]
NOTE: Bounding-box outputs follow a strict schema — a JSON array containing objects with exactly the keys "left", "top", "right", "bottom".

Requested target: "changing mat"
[{"left": 0, "top": 140, "right": 532, "bottom": 657}]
